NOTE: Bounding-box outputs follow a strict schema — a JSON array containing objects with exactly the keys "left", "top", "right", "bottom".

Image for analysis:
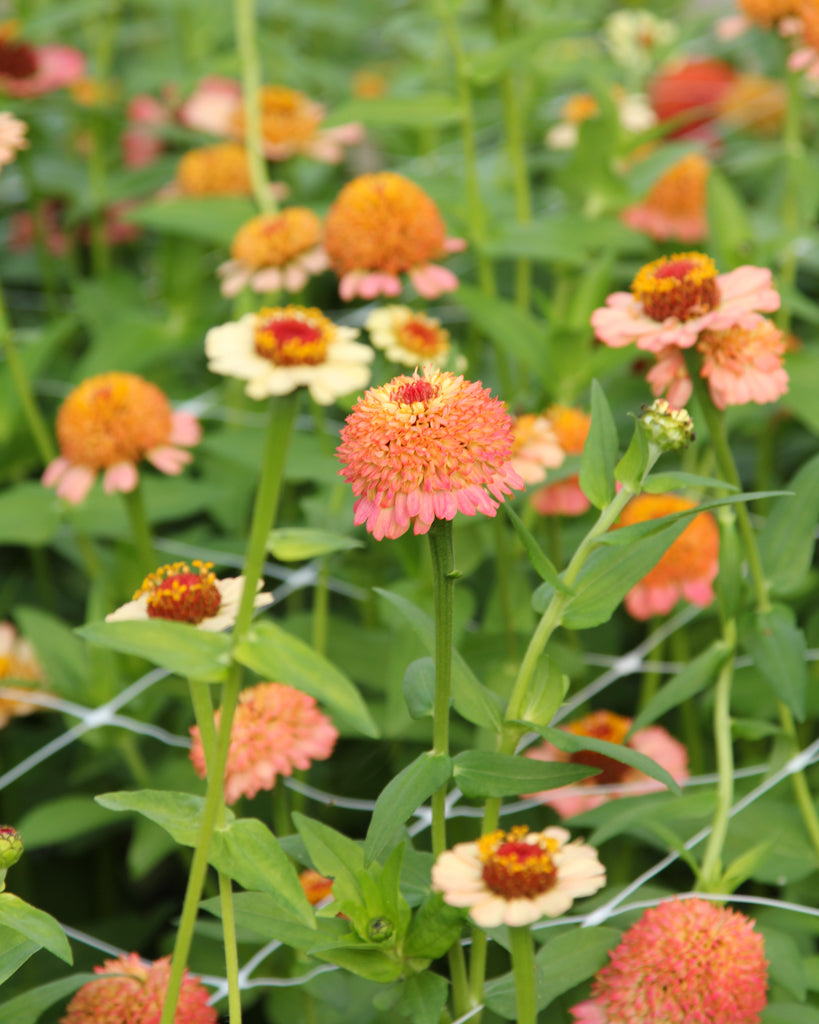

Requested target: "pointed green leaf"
[
  {"left": 400, "top": 973, "right": 450, "bottom": 1024},
  {"left": 503, "top": 503, "right": 571, "bottom": 592},
  {"left": 630, "top": 640, "right": 731, "bottom": 734},
  {"left": 614, "top": 418, "right": 649, "bottom": 492},
  {"left": 743, "top": 605, "right": 807, "bottom": 721},
  {"left": 403, "top": 658, "right": 435, "bottom": 720},
  {"left": 327, "top": 94, "right": 464, "bottom": 128},
  {"left": 0, "top": 926, "right": 39, "bottom": 987},
  {"left": 758, "top": 453, "right": 819, "bottom": 593},
  {"left": 0, "top": 973, "right": 95, "bottom": 1024},
  {"left": 403, "top": 893, "right": 466, "bottom": 960},
  {"left": 453, "top": 750, "right": 597, "bottom": 798},
  {"left": 293, "top": 812, "right": 365, "bottom": 909},
  {"left": 0, "top": 894, "right": 72, "bottom": 964},
  {"left": 706, "top": 168, "right": 753, "bottom": 269},
  {"left": 643, "top": 472, "right": 738, "bottom": 494},
  {"left": 579, "top": 381, "right": 618, "bottom": 509},
  {"left": 95, "top": 789, "right": 234, "bottom": 846},
  {"left": 202, "top": 893, "right": 337, "bottom": 951},
  {"left": 267, "top": 527, "right": 363, "bottom": 561},
  {"left": 123, "top": 196, "right": 256, "bottom": 245},
  {"left": 77, "top": 619, "right": 230, "bottom": 682}
]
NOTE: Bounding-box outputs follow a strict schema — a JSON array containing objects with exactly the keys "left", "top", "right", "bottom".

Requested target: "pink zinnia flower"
[
  {"left": 622, "top": 154, "right": 710, "bottom": 243},
  {"left": 0, "top": 33, "right": 85, "bottom": 98},
  {"left": 525, "top": 710, "right": 689, "bottom": 819},
  {"left": 121, "top": 93, "right": 172, "bottom": 168},
  {"left": 432, "top": 824, "right": 606, "bottom": 928},
  {"left": 510, "top": 413, "right": 565, "bottom": 486},
  {"left": 178, "top": 75, "right": 242, "bottom": 135},
  {"left": 41, "top": 372, "right": 201, "bottom": 504},
  {"left": 571, "top": 898, "right": 768, "bottom": 1024},
  {"left": 530, "top": 405, "right": 592, "bottom": 517},
  {"left": 337, "top": 367, "right": 525, "bottom": 541},
  {"left": 190, "top": 681, "right": 338, "bottom": 805},
  {"left": 591, "top": 252, "right": 780, "bottom": 354},
  {"left": 60, "top": 953, "right": 216, "bottom": 1024}
]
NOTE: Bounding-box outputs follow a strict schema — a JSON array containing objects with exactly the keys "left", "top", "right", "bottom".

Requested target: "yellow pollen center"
[
  {"left": 631, "top": 252, "right": 719, "bottom": 323},
  {"left": 176, "top": 142, "right": 253, "bottom": 197},
  {"left": 396, "top": 314, "right": 449, "bottom": 357},
  {"left": 253, "top": 306, "right": 332, "bottom": 365},
  {"left": 136, "top": 561, "right": 221, "bottom": 625},
  {"left": 478, "top": 827, "right": 559, "bottom": 899},
  {"left": 566, "top": 711, "right": 633, "bottom": 785},
  {"left": 231, "top": 208, "right": 322, "bottom": 270}
]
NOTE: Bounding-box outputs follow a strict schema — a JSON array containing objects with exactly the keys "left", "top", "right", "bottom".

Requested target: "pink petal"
[
  {"left": 57, "top": 464, "right": 97, "bottom": 504},
  {"left": 249, "top": 266, "right": 283, "bottom": 293},
  {"left": 410, "top": 263, "right": 459, "bottom": 299},
  {"left": 146, "top": 445, "right": 193, "bottom": 475},
  {"left": 169, "top": 411, "right": 202, "bottom": 447},
  {"left": 103, "top": 462, "right": 139, "bottom": 494},
  {"left": 41, "top": 456, "right": 70, "bottom": 488}
]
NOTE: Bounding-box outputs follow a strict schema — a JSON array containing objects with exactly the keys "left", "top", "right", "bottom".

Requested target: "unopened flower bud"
[
  {"left": 640, "top": 398, "right": 695, "bottom": 451},
  {"left": 366, "top": 916, "right": 394, "bottom": 943},
  {"left": 0, "top": 826, "right": 22, "bottom": 870}
]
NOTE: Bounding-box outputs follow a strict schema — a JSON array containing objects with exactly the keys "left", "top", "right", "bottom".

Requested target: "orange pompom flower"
[
  {"left": 531, "top": 405, "right": 592, "bottom": 517},
  {"left": 337, "top": 367, "right": 525, "bottom": 540},
  {"left": 622, "top": 154, "right": 710, "bottom": 243},
  {"left": 190, "top": 682, "right": 338, "bottom": 805},
  {"left": 41, "top": 373, "right": 201, "bottom": 504},
  {"left": 324, "top": 172, "right": 466, "bottom": 301},
  {"left": 175, "top": 142, "right": 254, "bottom": 196}
]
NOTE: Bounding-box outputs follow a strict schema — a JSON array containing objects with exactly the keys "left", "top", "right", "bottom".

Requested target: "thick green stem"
[
  {"left": 122, "top": 483, "right": 156, "bottom": 573},
  {"left": 234, "top": 0, "right": 276, "bottom": 213},
  {"left": 428, "top": 518, "right": 455, "bottom": 858},
  {"left": 510, "top": 926, "right": 537, "bottom": 1024},
  {"left": 778, "top": 68, "right": 803, "bottom": 335}
]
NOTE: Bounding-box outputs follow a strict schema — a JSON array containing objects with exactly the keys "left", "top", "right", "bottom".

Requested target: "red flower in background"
[{"left": 650, "top": 58, "right": 737, "bottom": 141}]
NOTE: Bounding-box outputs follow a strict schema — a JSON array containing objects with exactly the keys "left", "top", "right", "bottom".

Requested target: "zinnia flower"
[
  {"left": 718, "top": 74, "right": 785, "bottom": 136},
  {"left": 0, "top": 111, "right": 27, "bottom": 168},
  {"left": 121, "top": 92, "right": 172, "bottom": 169},
  {"left": 178, "top": 75, "right": 242, "bottom": 134},
  {"left": 615, "top": 493, "right": 719, "bottom": 620},
  {"left": 603, "top": 9, "right": 677, "bottom": 74},
  {"left": 60, "top": 952, "right": 216, "bottom": 1024},
  {"left": 105, "top": 561, "right": 271, "bottom": 631},
  {"left": 337, "top": 367, "right": 525, "bottom": 540},
  {"left": 0, "top": 28, "right": 85, "bottom": 98},
  {"left": 509, "top": 413, "right": 565, "bottom": 486},
  {"left": 649, "top": 58, "right": 737, "bottom": 141},
  {"left": 324, "top": 172, "right": 466, "bottom": 301},
  {"left": 530, "top": 405, "right": 592, "bottom": 517},
  {"left": 299, "top": 868, "right": 334, "bottom": 905},
  {"left": 739, "top": 0, "right": 801, "bottom": 27},
  {"left": 590, "top": 252, "right": 780, "bottom": 354},
  {"left": 570, "top": 897, "right": 768, "bottom": 1024},
  {"left": 0, "top": 623, "right": 48, "bottom": 728},
  {"left": 41, "top": 372, "right": 201, "bottom": 504},
  {"left": 784, "top": 2, "right": 819, "bottom": 79},
  {"left": 525, "top": 710, "right": 689, "bottom": 819},
  {"left": 189, "top": 681, "right": 338, "bottom": 805},
  {"left": 432, "top": 825, "right": 606, "bottom": 928},
  {"left": 622, "top": 154, "right": 710, "bottom": 243},
  {"left": 217, "top": 208, "right": 328, "bottom": 298},
  {"left": 365, "top": 305, "right": 453, "bottom": 367},
  {"left": 204, "top": 305, "right": 373, "bottom": 404},
  {"left": 175, "top": 142, "right": 254, "bottom": 197},
  {"left": 648, "top": 318, "right": 788, "bottom": 410}
]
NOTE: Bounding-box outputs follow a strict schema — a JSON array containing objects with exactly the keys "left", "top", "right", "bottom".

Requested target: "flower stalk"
[{"left": 234, "top": 0, "right": 276, "bottom": 213}]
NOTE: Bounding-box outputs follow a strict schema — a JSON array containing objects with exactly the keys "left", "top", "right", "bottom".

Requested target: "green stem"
[
  {"left": 509, "top": 926, "right": 537, "bottom": 1024},
  {"left": 311, "top": 562, "right": 330, "bottom": 657},
  {"left": 494, "top": 515, "right": 517, "bottom": 659},
  {"left": 638, "top": 623, "right": 664, "bottom": 711},
  {"left": 272, "top": 783, "right": 292, "bottom": 837},
  {"left": 778, "top": 67, "right": 803, "bottom": 335},
  {"left": 428, "top": 518, "right": 455, "bottom": 859},
  {"left": 234, "top": 0, "right": 276, "bottom": 213},
  {"left": 778, "top": 702, "right": 819, "bottom": 863},
  {"left": 122, "top": 483, "right": 156, "bottom": 573}
]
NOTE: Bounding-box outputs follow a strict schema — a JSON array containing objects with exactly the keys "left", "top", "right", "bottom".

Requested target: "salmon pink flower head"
[
  {"left": 217, "top": 208, "right": 328, "bottom": 298},
  {"left": 60, "top": 952, "right": 216, "bottom": 1024},
  {"left": 0, "top": 25, "right": 85, "bottom": 98},
  {"left": 648, "top": 318, "right": 788, "bottom": 411},
  {"left": 622, "top": 153, "right": 710, "bottom": 243},
  {"left": 524, "top": 710, "right": 689, "bottom": 819},
  {"left": 41, "top": 372, "right": 201, "bottom": 504},
  {"left": 105, "top": 560, "right": 271, "bottom": 632},
  {"left": 0, "top": 622, "right": 49, "bottom": 729},
  {"left": 337, "top": 367, "right": 525, "bottom": 541},
  {"left": 615, "top": 493, "right": 719, "bottom": 620},
  {"left": 0, "top": 111, "right": 27, "bottom": 169},
  {"left": 364, "top": 305, "right": 454, "bottom": 368},
  {"left": 190, "top": 681, "right": 338, "bottom": 805},
  {"left": 531, "top": 405, "right": 592, "bottom": 517},
  {"left": 432, "top": 824, "right": 605, "bottom": 928},
  {"left": 510, "top": 413, "right": 565, "bottom": 486},
  {"left": 591, "top": 252, "right": 780, "bottom": 354},
  {"left": 570, "top": 897, "right": 768, "bottom": 1024},
  {"left": 324, "top": 172, "right": 467, "bottom": 301},
  {"left": 205, "top": 305, "right": 373, "bottom": 404}
]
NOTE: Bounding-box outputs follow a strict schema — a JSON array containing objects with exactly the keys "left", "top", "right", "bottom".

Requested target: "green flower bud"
[
  {"left": 640, "top": 399, "right": 695, "bottom": 452},
  {"left": 366, "top": 916, "right": 394, "bottom": 943},
  {"left": 0, "top": 827, "right": 23, "bottom": 870}
]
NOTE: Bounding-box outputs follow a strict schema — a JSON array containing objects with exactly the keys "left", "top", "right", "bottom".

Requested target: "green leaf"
[
  {"left": 267, "top": 527, "right": 363, "bottom": 561},
  {"left": 742, "top": 605, "right": 807, "bottom": 721},
  {"left": 0, "top": 484, "right": 60, "bottom": 545},
  {"left": 523, "top": 723, "right": 681, "bottom": 795},
  {"left": 76, "top": 619, "right": 230, "bottom": 683},
  {"left": 209, "top": 818, "right": 315, "bottom": 927},
  {"left": 630, "top": 640, "right": 731, "bottom": 733},
  {"left": 762, "top": 927, "right": 807, "bottom": 1002},
  {"left": 293, "top": 813, "right": 365, "bottom": 909},
  {"left": 758, "top": 453, "right": 819, "bottom": 593},
  {"left": 123, "top": 196, "right": 257, "bottom": 245},
  {"left": 403, "top": 893, "right": 465, "bottom": 960},
  {"left": 503, "top": 503, "right": 570, "bottom": 592},
  {"left": 14, "top": 605, "right": 91, "bottom": 701},
  {"left": 643, "top": 471, "right": 739, "bottom": 494},
  {"left": 515, "top": 656, "right": 570, "bottom": 729},
  {"left": 403, "top": 658, "right": 435, "bottom": 720},
  {"left": 763, "top": 1004, "right": 819, "bottom": 1024},
  {"left": 234, "top": 620, "right": 378, "bottom": 737},
  {"left": 0, "top": 894, "right": 72, "bottom": 964},
  {"left": 374, "top": 588, "right": 502, "bottom": 730},
  {"left": 454, "top": 285, "right": 552, "bottom": 383},
  {"left": 17, "top": 795, "right": 117, "bottom": 849},
  {"left": 400, "top": 973, "right": 449, "bottom": 1024},
  {"left": 453, "top": 750, "right": 597, "bottom": 798},
  {"left": 203, "top": 893, "right": 336, "bottom": 951},
  {"left": 365, "top": 752, "right": 452, "bottom": 866},
  {"left": 720, "top": 839, "right": 778, "bottom": 892},
  {"left": 614, "top": 418, "right": 649, "bottom": 493},
  {"left": 784, "top": 347, "right": 819, "bottom": 434},
  {"left": 0, "top": 973, "right": 95, "bottom": 1024},
  {"left": 307, "top": 943, "right": 405, "bottom": 983},
  {"left": 326, "top": 94, "right": 464, "bottom": 128},
  {"left": 95, "top": 789, "right": 234, "bottom": 846},
  {"left": 579, "top": 380, "right": 618, "bottom": 509},
  {"left": 0, "top": 925, "right": 39, "bottom": 986},
  {"left": 706, "top": 168, "right": 753, "bottom": 269}
]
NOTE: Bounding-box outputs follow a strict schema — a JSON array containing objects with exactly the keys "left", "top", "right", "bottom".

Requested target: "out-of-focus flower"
[
  {"left": 175, "top": 142, "right": 253, "bottom": 197},
  {"left": 545, "top": 89, "right": 656, "bottom": 150},
  {"left": 121, "top": 93, "right": 172, "bottom": 168},
  {"left": 190, "top": 682, "right": 338, "bottom": 805},
  {"left": 509, "top": 413, "right": 564, "bottom": 486},
  {"left": 69, "top": 76, "right": 116, "bottom": 108},
  {"left": 299, "top": 868, "right": 334, "bottom": 905},
  {"left": 531, "top": 405, "right": 592, "bottom": 517},
  {"left": 639, "top": 398, "right": 695, "bottom": 452},
  {"left": 178, "top": 75, "right": 242, "bottom": 134},
  {"left": 432, "top": 825, "right": 605, "bottom": 928},
  {"left": 205, "top": 305, "right": 372, "bottom": 404},
  {"left": 106, "top": 561, "right": 270, "bottom": 631},
  {"left": 622, "top": 153, "right": 710, "bottom": 243},
  {"left": 9, "top": 200, "right": 69, "bottom": 256},
  {"left": 0, "top": 111, "right": 27, "bottom": 168},
  {"left": 217, "top": 208, "right": 328, "bottom": 298},
  {"left": 0, "top": 623, "right": 48, "bottom": 728},
  {"left": 739, "top": 0, "right": 801, "bottom": 27},
  {"left": 649, "top": 58, "right": 737, "bottom": 141},
  {"left": 364, "top": 305, "right": 452, "bottom": 367},
  {"left": 352, "top": 69, "right": 388, "bottom": 99},
  {"left": 0, "top": 27, "right": 85, "bottom": 98},
  {"left": 615, "top": 493, "right": 719, "bottom": 619},
  {"left": 337, "top": 367, "right": 525, "bottom": 540},
  {"left": 785, "top": 2, "right": 819, "bottom": 79},
  {"left": 324, "top": 172, "right": 466, "bottom": 301},
  {"left": 60, "top": 953, "right": 217, "bottom": 1024},
  {"left": 718, "top": 73, "right": 785, "bottom": 135},
  {"left": 603, "top": 9, "right": 677, "bottom": 74},
  {"left": 41, "top": 372, "right": 201, "bottom": 504},
  {"left": 525, "top": 710, "right": 689, "bottom": 819},
  {"left": 591, "top": 252, "right": 780, "bottom": 354},
  {"left": 570, "top": 898, "right": 768, "bottom": 1024},
  {"left": 648, "top": 318, "right": 788, "bottom": 410}
]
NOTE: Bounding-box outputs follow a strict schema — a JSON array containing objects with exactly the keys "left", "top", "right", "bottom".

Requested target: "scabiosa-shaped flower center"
[
  {"left": 571, "top": 898, "right": 768, "bottom": 1024},
  {"left": 631, "top": 252, "right": 719, "bottom": 323},
  {"left": 254, "top": 306, "right": 333, "bottom": 366},
  {"left": 176, "top": 141, "right": 252, "bottom": 196},
  {"left": 337, "top": 367, "right": 525, "bottom": 540},
  {"left": 623, "top": 155, "right": 710, "bottom": 243},
  {"left": 135, "top": 561, "right": 222, "bottom": 624},
  {"left": 479, "top": 826, "right": 559, "bottom": 899}
]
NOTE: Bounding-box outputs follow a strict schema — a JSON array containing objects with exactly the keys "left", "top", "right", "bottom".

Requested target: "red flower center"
[
  {"left": 254, "top": 307, "right": 330, "bottom": 366},
  {"left": 397, "top": 316, "right": 449, "bottom": 357},
  {"left": 631, "top": 252, "right": 719, "bottom": 323},
  {"left": 479, "top": 828, "right": 558, "bottom": 899},
  {"left": 136, "top": 561, "right": 222, "bottom": 624},
  {"left": 391, "top": 378, "right": 438, "bottom": 404},
  {"left": 0, "top": 40, "right": 37, "bottom": 80}
]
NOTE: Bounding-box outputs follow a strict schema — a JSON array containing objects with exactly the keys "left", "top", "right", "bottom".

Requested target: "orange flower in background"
[
  {"left": 337, "top": 367, "right": 525, "bottom": 540},
  {"left": 509, "top": 413, "right": 565, "bottom": 486},
  {"left": 175, "top": 142, "right": 254, "bottom": 197},
  {"left": 525, "top": 710, "right": 689, "bottom": 819},
  {"left": 324, "top": 172, "right": 466, "bottom": 301},
  {"left": 718, "top": 73, "right": 785, "bottom": 136},
  {"left": 739, "top": 0, "right": 801, "bottom": 26},
  {"left": 41, "top": 372, "right": 201, "bottom": 504},
  {"left": 0, "top": 25, "right": 85, "bottom": 98},
  {"left": 60, "top": 953, "right": 216, "bottom": 1024},
  {"left": 352, "top": 69, "right": 388, "bottom": 99},
  {"left": 785, "top": 1, "right": 819, "bottom": 79},
  {"left": 299, "top": 868, "right": 334, "bottom": 905},
  {"left": 531, "top": 405, "right": 592, "bottom": 517},
  {"left": 615, "top": 494, "right": 719, "bottom": 620},
  {"left": 190, "top": 682, "right": 339, "bottom": 805},
  {"left": 622, "top": 154, "right": 710, "bottom": 243},
  {"left": 0, "top": 623, "right": 49, "bottom": 728}
]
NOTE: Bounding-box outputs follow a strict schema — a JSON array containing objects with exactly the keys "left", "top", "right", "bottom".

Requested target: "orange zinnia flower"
[
  {"left": 531, "top": 405, "right": 592, "bottom": 517},
  {"left": 622, "top": 154, "right": 710, "bottom": 243}
]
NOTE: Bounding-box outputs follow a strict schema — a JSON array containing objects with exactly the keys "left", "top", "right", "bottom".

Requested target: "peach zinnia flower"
[
  {"left": 205, "top": 305, "right": 372, "bottom": 404},
  {"left": 432, "top": 825, "right": 606, "bottom": 928},
  {"left": 531, "top": 405, "right": 592, "bottom": 517},
  {"left": 0, "top": 111, "right": 27, "bottom": 168},
  {"left": 0, "top": 623, "right": 49, "bottom": 728},
  {"left": 190, "top": 681, "right": 338, "bottom": 805},
  {"left": 622, "top": 154, "right": 710, "bottom": 243},
  {"left": 648, "top": 318, "right": 788, "bottom": 411},
  {"left": 60, "top": 952, "right": 216, "bottom": 1024},
  {"left": 105, "top": 560, "right": 271, "bottom": 631},
  {"left": 591, "top": 252, "right": 780, "bottom": 354},
  {"left": 571, "top": 898, "right": 768, "bottom": 1024},
  {"left": 178, "top": 75, "right": 242, "bottom": 134},
  {"left": 41, "top": 372, "right": 201, "bottom": 504},
  {"left": 217, "top": 208, "right": 328, "bottom": 298},
  {"left": 337, "top": 367, "right": 525, "bottom": 540},
  {"left": 0, "top": 27, "right": 85, "bottom": 98},
  {"left": 324, "top": 172, "right": 466, "bottom": 301},
  {"left": 509, "top": 413, "right": 564, "bottom": 486},
  {"left": 364, "top": 305, "right": 453, "bottom": 368},
  {"left": 615, "top": 493, "right": 719, "bottom": 620},
  {"left": 525, "top": 710, "right": 689, "bottom": 819}
]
